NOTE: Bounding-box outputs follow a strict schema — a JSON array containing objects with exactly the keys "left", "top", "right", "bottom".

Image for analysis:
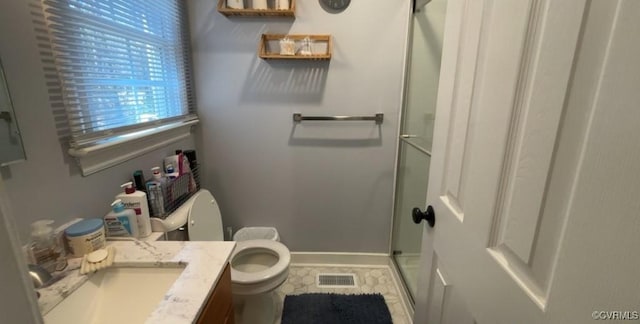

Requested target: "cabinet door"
[{"left": 197, "top": 263, "right": 234, "bottom": 324}]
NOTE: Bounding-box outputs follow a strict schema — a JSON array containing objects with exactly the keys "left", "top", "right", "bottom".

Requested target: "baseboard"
[{"left": 290, "top": 252, "right": 389, "bottom": 267}]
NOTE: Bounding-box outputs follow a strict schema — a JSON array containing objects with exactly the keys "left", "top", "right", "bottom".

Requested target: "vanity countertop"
[{"left": 38, "top": 240, "right": 236, "bottom": 323}]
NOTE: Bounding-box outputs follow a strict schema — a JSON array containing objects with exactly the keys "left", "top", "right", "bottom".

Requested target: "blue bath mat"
[{"left": 281, "top": 293, "right": 393, "bottom": 324}]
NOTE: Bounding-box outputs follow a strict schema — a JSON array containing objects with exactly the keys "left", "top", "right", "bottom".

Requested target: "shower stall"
[{"left": 391, "top": 0, "right": 447, "bottom": 304}]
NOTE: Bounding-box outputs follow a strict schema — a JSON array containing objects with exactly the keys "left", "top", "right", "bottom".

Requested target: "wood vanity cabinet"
[{"left": 197, "top": 263, "right": 234, "bottom": 324}]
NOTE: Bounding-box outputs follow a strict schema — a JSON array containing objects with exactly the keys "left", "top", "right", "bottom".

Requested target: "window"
[{"left": 34, "top": 0, "right": 197, "bottom": 175}]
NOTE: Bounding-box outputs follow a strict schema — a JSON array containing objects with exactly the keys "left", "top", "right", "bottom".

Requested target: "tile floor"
[{"left": 274, "top": 265, "right": 411, "bottom": 324}]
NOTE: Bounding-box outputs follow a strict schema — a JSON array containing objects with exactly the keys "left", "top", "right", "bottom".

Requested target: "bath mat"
[{"left": 281, "top": 293, "right": 393, "bottom": 324}]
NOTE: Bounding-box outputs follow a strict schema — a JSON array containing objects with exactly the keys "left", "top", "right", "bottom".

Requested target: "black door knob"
[{"left": 412, "top": 205, "right": 436, "bottom": 228}]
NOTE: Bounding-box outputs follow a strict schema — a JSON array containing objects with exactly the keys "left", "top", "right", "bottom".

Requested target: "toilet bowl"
[
  {"left": 231, "top": 239, "right": 290, "bottom": 295},
  {"left": 152, "top": 189, "right": 290, "bottom": 323}
]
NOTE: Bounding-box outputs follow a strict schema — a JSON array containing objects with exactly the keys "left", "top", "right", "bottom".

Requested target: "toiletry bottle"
[
  {"left": 104, "top": 199, "right": 139, "bottom": 238},
  {"left": 116, "top": 182, "right": 152, "bottom": 237},
  {"left": 184, "top": 150, "right": 197, "bottom": 169},
  {"left": 184, "top": 150, "right": 200, "bottom": 190},
  {"left": 146, "top": 167, "right": 167, "bottom": 217},
  {"left": 175, "top": 149, "right": 185, "bottom": 175},
  {"left": 176, "top": 149, "right": 197, "bottom": 192},
  {"left": 164, "top": 154, "right": 180, "bottom": 178},
  {"left": 132, "top": 170, "right": 146, "bottom": 193},
  {"left": 166, "top": 164, "right": 178, "bottom": 180},
  {"left": 29, "top": 220, "right": 63, "bottom": 272}
]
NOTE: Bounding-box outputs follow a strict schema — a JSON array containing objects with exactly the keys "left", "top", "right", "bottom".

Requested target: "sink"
[{"left": 44, "top": 267, "right": 184, "bottom": 324}]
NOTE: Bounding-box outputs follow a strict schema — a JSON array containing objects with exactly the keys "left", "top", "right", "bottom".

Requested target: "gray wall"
[
  {"left": 0, "top": 0, "right": 196, "bottom": 243},
  {"left": 189, "top": 0, "right": 411, "bottom": 252},
  {"left": 0, "top": 0, "right": 412, "bottom": 254}
]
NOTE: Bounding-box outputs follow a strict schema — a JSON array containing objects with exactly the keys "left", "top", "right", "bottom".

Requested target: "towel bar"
[{"left": 293, "top": 113, "right": 383, "bottom": 124}]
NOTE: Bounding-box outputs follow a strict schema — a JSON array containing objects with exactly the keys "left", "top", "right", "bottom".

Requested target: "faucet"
[{"left": 28, "top": 264, "right": 54, "bottom": 289}]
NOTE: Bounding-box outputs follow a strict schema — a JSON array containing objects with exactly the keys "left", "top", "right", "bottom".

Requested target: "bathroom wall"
[
  {"left": 189, "top": 0, "right": 412, "bottom": 252},
  {"left": 0, "top": 0, "right": 196, "bottom": 242}
]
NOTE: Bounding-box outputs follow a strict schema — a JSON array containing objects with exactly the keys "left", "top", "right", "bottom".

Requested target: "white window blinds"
[{"left": 38, "top": 0, "right": 197, "bottom": 149}]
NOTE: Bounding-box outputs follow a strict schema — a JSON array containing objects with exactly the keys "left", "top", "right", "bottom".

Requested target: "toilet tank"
[{"left": 150, "top": 189, "right": 224, "bottom": 241}]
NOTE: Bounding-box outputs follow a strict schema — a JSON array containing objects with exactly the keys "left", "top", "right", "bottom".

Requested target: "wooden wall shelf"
[
  {"left": 217, "top": 0, "right": 296, "bottom": 17},
  {"left": 258, "top": 34, "right": 332, "bottom": 60}
]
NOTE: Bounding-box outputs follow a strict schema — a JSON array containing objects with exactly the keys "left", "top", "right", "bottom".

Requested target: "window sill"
[{"left": 68, "top": 120, "right": 198, "bottom": 176}]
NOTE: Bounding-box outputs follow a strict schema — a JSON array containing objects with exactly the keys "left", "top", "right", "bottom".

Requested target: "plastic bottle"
[
  {"left": 176, "top": 149, "right": 197, "bottom": 192},
  {"left": 164, "top": 154, "right": 180, "bottom": 179},
  {"left": 116, "top": 182, "right": 152, "bottom": 237},
  {"left": 146, "top": 167, "right": 167, "bottom": 217},
  {"left": 29, "top": 220, "right": 64, "bottom": 272},
  {"left": 184, "top": 150, "right": 199, "bottom": 190},
  {"left": 104, "top": 199, "right": 139, "bottom": 238},
  {"left": 132, "top": 170, "right": 146, "bottom": 193},
  {"left": 175, "top": 149, "right": 185, "bottom": 175}
]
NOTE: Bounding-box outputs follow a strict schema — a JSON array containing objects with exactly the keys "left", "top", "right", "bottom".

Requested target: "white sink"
[{"left": 44, "top": 267, "right": 184, "bottom": 324}]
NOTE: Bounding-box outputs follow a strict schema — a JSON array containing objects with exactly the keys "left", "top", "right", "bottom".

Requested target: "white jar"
[
  {"left": 252, "top": 0, "right": 267, "bottom": 9},
  {"left": 227, "top": 0, "right": 244, "bottom": 9},
  {"left": 65, "top": 219, "right": 106, "bottom": 258},
  {"left": 277, "top": 0, "right": 290, "bottom": 10}
]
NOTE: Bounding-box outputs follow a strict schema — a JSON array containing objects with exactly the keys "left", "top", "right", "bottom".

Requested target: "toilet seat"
[
  {"left": 231, "top": 239, "right": 290, "bottom": 285},
  {"left": 186, "top": 190, "right": 224, "bottom": 241}
]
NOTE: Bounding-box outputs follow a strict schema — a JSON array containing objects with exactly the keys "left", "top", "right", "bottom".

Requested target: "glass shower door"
[
  {"left": 391, "top": 0, "right": 446, "bottom": 301},
  {"left": 392, "top": 139, "right": 432, "bottom": 299}
]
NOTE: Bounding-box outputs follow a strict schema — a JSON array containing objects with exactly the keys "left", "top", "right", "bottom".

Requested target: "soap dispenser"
[{"left": 29, "top": 220, "right": 65, "bottom": 272}]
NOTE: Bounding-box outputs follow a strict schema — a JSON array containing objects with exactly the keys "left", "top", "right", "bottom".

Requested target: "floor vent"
[{"left": 316, "top": 273, "right": 358, "bottom": 288}]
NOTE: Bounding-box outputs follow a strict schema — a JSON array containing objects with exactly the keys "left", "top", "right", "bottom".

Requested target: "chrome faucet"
[{"left": 28, "top": 264, "right": 54, "bottom": 288}]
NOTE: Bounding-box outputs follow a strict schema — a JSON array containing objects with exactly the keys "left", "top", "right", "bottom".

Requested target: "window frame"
[{"left": 34, "top": 0, "right": 198, "bottom": 176}]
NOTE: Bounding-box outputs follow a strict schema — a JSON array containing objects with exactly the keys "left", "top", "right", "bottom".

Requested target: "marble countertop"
[{"left": 37, "top": 239, "right": 236, "bottom": 323}]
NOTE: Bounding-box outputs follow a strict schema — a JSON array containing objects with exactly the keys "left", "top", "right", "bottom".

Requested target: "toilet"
[{"left": 152, "top": 189, "right": 290, "bottom": 324}]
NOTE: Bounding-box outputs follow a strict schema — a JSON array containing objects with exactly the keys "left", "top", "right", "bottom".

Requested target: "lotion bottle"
[
  {"left": 104, "top": 199, "right": 139, "bottom": 238},
  {"left": 116, "top": 182, "right": 152, "bottom": 237}
]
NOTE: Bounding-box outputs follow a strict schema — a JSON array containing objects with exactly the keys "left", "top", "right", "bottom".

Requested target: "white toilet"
[{"left": 152, "top": 189, "right": 290, "bottom": 324}]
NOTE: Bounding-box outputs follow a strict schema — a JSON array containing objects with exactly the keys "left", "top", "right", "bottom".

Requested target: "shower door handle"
[{"left": 412, "top": 205, "right": 435, "bottom": 228}]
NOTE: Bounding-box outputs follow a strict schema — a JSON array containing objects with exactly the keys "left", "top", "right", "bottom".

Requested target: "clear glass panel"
[
  {"left": 0, "top": 57, "right": 26, "bottom": 166},
  {"left": 391, "top": 0, "right": 447, "bottom": 301},
  {"left": 400, "top": 0, "right": 447, "bottom": 154},
  {"left": 392, "top": 142, "right": 431, "bottom": 298}
]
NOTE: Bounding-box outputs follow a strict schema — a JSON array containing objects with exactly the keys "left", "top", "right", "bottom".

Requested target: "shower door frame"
[{"left": 388, "top": 0, "right": 445, "bottom": 312}]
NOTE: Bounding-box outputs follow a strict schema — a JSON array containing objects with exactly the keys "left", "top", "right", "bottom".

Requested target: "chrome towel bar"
[{"left": 293, "top": 113, "right": 384, "bottom": 124}]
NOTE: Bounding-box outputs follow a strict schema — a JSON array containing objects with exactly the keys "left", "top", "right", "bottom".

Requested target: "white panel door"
[{"left": 414, "top": 0, "right": 640, "bottom": 323}]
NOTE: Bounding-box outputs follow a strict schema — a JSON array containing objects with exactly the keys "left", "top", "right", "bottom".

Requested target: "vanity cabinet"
[{"left": 197, "top": 263, "right": 234, "bottom": 324}]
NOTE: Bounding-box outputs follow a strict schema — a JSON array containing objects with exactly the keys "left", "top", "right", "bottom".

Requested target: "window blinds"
[{"left": 39, "top": 0, "right": 197, "bottom": 148}]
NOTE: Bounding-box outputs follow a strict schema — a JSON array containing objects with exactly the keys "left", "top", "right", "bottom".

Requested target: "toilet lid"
[
  {"left": 231, "top": 240, "right": 291, "bottom": 284},
  {"left": 187, "top": 190, "right": 224, "bottom": 241}
]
